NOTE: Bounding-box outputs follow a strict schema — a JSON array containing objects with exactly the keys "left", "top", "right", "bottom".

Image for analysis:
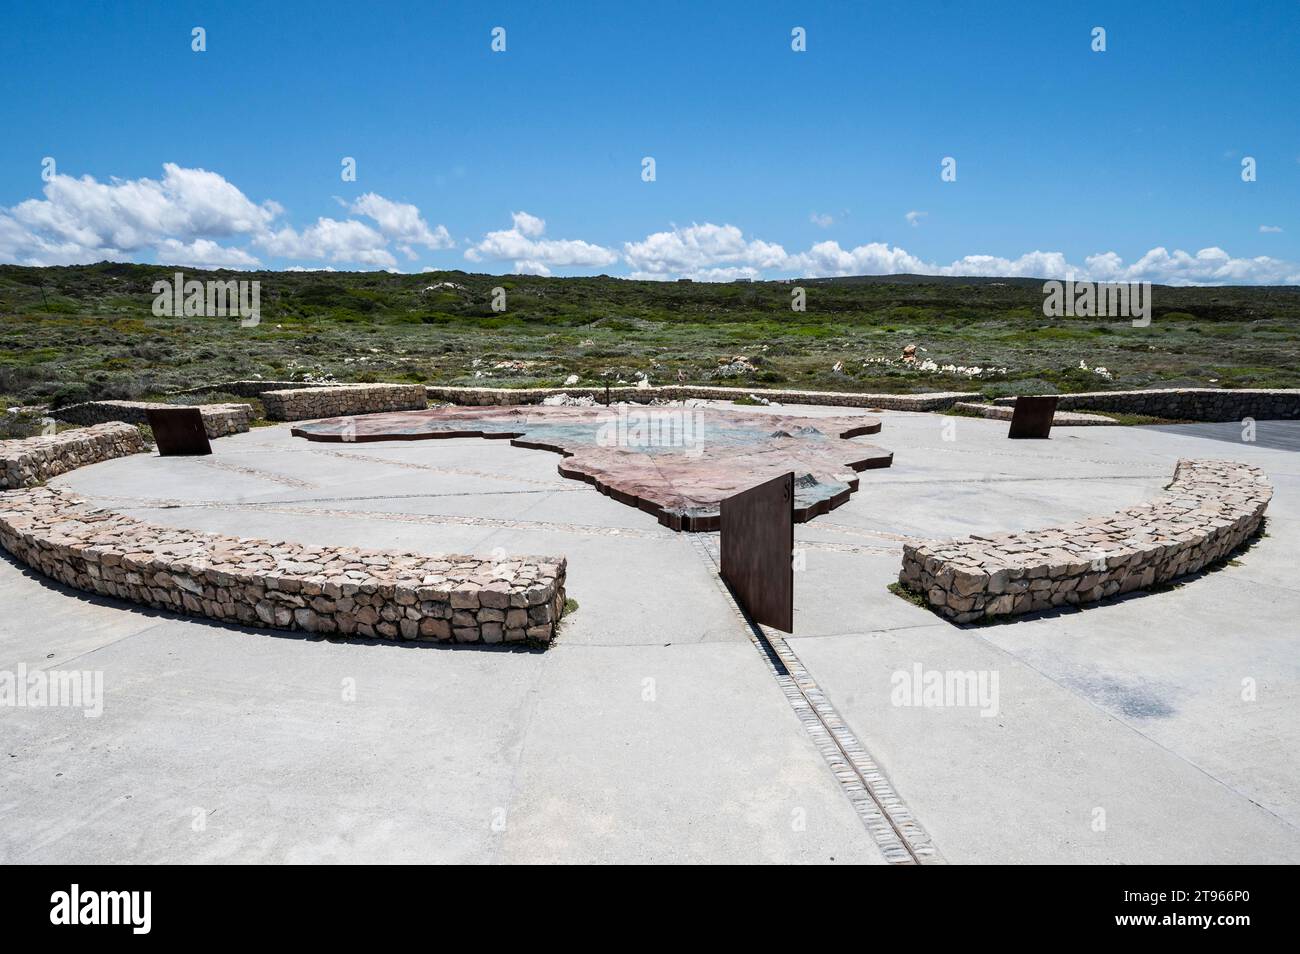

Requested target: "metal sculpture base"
[
  {"left": 145, "top": 407, "right": 212, "bottom": 456},
  {"left": 721, "top": 472, "right": 794, "bottom": 632},
  {"left": 1007, "top": 395, "right": 1059, "bottom": 439}
]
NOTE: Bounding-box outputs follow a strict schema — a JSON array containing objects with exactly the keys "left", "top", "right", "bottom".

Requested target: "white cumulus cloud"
[
  {"left": 465, "top": 211, "right": 618, "bottom": 274},
  {"left": 1083, "top": 247, "right": 1300, "bottom": 284},
  {"left": 784, "top": 240, "right": 927, "bottom": 277},
  {"left": 349, "top": 192, "right": 453, "bottom": 259},
  {"left": 511, "top": 210, "right": 546, "bottom": 238},
  {"left": 154, "top": 238, "right": 261, "bottom": 269},
  {"left": 5, "top": 166, "right": 1299, "bottom": 286},
  {"left": 257, "top": 218, "right": 397, "bottom": 268},
  {"left": 621, "top": 221, "right": 1300, "bottom": 285},
  {"left": 1, "top": 163, "right": 280, "bottom": 265},
  {"left": 623, "top": 223, "right": 787, "bottom": 280},
  {"left": 0, "top": 163, "right": 453, "bottom": 270}
]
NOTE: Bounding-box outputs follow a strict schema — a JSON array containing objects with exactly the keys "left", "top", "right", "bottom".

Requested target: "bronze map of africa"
[{"left": 292, "top": 405, "right": 893, "bottom": 531}]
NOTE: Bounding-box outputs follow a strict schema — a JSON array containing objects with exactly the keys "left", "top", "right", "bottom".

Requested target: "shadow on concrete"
[{"left": 1141, "top": 420, "right": 1300, "bottom": 452}]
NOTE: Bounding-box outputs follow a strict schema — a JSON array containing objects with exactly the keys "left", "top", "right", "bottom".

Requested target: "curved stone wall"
[
  {"left": 262, "top": 384, "right": 428, "bottom": 421},
  {"left": 0, "top": 487, "right": 567, "bottom": 645},
  {"left": 899, "top": 459, "right": 1271, "bottom": 623},
  {"left": 170, "top": 380, "right": 348, "bottom": 398},
  {"left": 172, "top": 380, "right": 978, "bottom": 412},
  {"left": 52, "top": 400, "right": 253, "bottom": 438},
  {"left": 991, "top": 388, "right": 1300, "bottom": 422},
  {"left": 0, "top": 423, "right": 146, "bottom": 490},
  {"left": 426, "top": 384, "right": 977, "bottom": 410},
  {"left": 950, "top": 402, "right": 1117, "bottom": 425},
  {"left": 171, "top": 380, "right": 1300, "bottom": 421},
  {"left": 425, "top": 384, "right": 977, "bottom": 410}
]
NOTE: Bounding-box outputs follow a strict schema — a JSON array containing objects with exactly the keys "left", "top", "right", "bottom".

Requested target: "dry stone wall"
[
  {"left": 53, "top": 400, "right": 253, "bottom": 438},
  {"left": 262, "top": 384, "right": 428, "bottom": 421},
  {"left": 991, "top": 388, "right": 1300, "bottom": 422},
  {"left": 899, "top": 459, "right": 1271, "bottom": 623},
  {"left": 427, "top": 384, "right": 977, "bottom": 411},
  {"left": 170, "top": 380, "right": 346, "bottom": 398},
  {"left": 171, "top": 380, "right": 1300, "bottom": 421},
  {"left": 0, "top": 423, "right": 146, "bottom": 490},
  {"left": 0, "top": 487, "right": 568, "bottom": 645},
  {"left": 950, "top": 402, "right": 1116, "bottom": 425}
]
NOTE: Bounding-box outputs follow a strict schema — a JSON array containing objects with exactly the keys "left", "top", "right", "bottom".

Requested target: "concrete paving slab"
[
  {"left": 789, "top": 626, "right": 1300, "bottom": 863},
  {"left": 0, "top": 554, "right": 160, "bottom": 671},
  {"left": 496, "top": 642, "right": 887, "bottom": 864},
  {"left": 978, "top": 573, "right": 1300, "bottom": 828},
  {"left": 468, "top": 530, "right": 746, "bottom": 647},
  {"left": 0, "top": 612, "right": 884, "bottom": 864},
  {"left": 1148, "top": 420, "right": 1300, "bottom": 453},
  {"left": 1, "top": 621, "right": 544, "bottom": 864}
]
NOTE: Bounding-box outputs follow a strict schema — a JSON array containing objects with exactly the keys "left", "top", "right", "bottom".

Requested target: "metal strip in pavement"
[{"left": 688, "top": 533, "right": 942, "bottom": 865}]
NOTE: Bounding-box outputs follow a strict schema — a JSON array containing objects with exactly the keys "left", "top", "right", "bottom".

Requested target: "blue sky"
[{"left": 2, "top": 0, "right": 1298, "bottom": 282}]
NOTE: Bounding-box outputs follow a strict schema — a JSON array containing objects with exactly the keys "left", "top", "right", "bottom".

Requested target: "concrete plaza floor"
[{"left": 2, "top": 403, "right": 1297, "bottom": 863}]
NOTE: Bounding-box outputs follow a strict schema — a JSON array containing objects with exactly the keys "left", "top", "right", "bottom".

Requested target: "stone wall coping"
[
  {"left": 170, "top": 380, "right": 350, "bottom": 395},
  {"left": 260, "top": 384, "right": 429, "bottom": 422},
  {"left": 260, "top": 383, "right": 425, "bottom": 398},
  {"left": 951, "top": 402, "right": 1117, "bottom": 425},
  {"left": 425, "top": 384, "right": 978, "bottom": 409},
  {"left": 988, "top": 387, "right": 1300, "bottom": 421},
  {"left": 50, "top": 400, "right": 253, "bottom": 439},
  {"left": 53, "top": 399, "right": 251, "bottom": 414},
  {"left": 992, "top": 387, "right": 1300, "bottom": 403},
  {"left": 167, "top": 380, "right": 1300, "bottom": 421}
]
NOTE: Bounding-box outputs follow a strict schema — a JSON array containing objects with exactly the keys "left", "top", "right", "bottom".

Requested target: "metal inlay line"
[{"left": 687, "top": 533, "right": 942, "bottom": 865}]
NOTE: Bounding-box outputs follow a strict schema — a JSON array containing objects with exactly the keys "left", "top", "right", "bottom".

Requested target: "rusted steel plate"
[
  {"left": 720, "top": 471, "right": 794, "bottom": 632},
  {"left": 145, "top": 407, "right": 212, "bottom": 457},
  {"left": 1007, "top": 395, "right": 1059, "bottom": 439}
]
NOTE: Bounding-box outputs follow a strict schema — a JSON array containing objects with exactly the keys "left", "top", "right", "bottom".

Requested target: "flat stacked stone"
[
  {"left": 52, "top": 400, "right": 253, "bottom": 438},
  {"left": 170, "top": 380, "right": 348, "bottom": 398},
  {"left": 951, "top": 402, "right": 1117, "bottom": 425},
  {"left": 262, "top": 384, "right": 428, "bottom": 421},
  {"left": 899, "top": 459, "right": 1271, "bottom": 623},
  {"left": 0, "top": 423, "right": 146, "bottom": 489},
  {"left": 990, "top": 388, "right": 1300, "bottom": 422},
  {"left": 166, "top": 380, "right": 1300, "bottom": 420},
  {"left": 0, "top": 487, "right": 567, "bottom": 645},
  {"left": 425, "top": 384, "right": 977, "bottom": 411}
]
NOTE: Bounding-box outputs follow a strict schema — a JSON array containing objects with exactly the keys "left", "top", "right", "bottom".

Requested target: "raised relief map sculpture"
[{"left": 292, "top": 405, "right": 893, "bottom": 531}]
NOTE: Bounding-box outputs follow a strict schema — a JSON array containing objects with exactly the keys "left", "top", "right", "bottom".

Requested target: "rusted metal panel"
[
  {"left": 720, "top": 471, "right": 794, "bottom": 632},
  {"left": 1007, "top": 395, "right": 1059, "bottom": 439},
  {"left": 146, "top": 407, "right": 212, "bottom": 456}
]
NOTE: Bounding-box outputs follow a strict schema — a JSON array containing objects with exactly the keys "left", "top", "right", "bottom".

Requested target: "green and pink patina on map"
[{"left": 291, "top": 405, "right": 892, "bottom": 531}]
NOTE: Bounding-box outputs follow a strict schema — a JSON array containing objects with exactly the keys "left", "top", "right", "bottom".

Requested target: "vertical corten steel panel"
[
  {"left": 146, "top": 407, "right": 213, "bottom": 456},
  {"left": 720, "top": 471, "right": 794, "bottom": 632},
  {"left": 1007, "top": 395, "right": 1059, "bottom": 439}
]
